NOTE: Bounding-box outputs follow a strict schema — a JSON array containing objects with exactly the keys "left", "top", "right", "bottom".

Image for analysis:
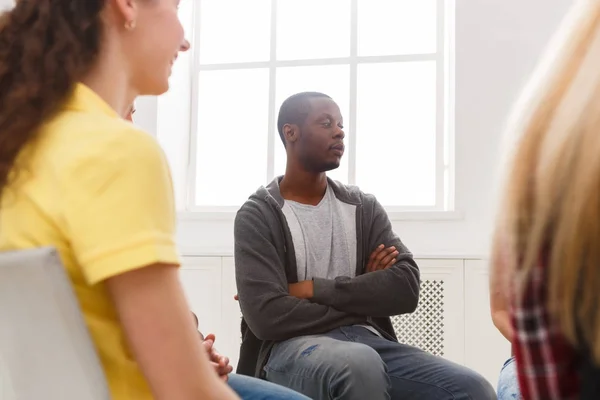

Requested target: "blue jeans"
[
  {"left": 497, "top": 357, "right": 521, "bottom": 399},
  {"left": 264, "top": 326, "right": 496, "bottom": 400},
  {"left": 228, "top": 373, "right": 310, "bottom": 400}
]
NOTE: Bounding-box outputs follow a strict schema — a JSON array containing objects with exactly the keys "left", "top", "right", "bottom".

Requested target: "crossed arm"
[
  {"left": 288, "top": 198, "right": 420, "bottom": 317},
  {"left": 288, "top": 245, "right": 402, "bottom": 299},
  {"left": 236, "top": 245, "right": 398, "bottom": 300},
  {"left": 234, "top": 198, "right": 420, "bottom": 341}
]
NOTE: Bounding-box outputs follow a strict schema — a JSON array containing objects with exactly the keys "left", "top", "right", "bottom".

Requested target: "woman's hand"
[
  {"left": 106, "top": 264, "right": 240, "bottom": 400},
  {"left": 202, "top": 334, "right": 233, "bottom": 381}
]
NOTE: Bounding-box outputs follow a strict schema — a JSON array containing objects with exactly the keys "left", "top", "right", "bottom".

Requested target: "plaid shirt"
[{"left": 511, "top": 257, "right": 580, "bottom": 399}]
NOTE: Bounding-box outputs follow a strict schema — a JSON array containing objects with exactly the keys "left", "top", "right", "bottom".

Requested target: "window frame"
[{"left": 181, "top": 0, "right": 456, "bottom": 218}]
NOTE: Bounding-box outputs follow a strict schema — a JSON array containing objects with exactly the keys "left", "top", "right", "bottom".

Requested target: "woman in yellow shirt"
[{"left": 0, "top": 0, "right": 238, "bottom": 399}]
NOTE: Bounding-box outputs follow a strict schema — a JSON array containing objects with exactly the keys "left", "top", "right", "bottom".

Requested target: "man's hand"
[
  {"left": 202, "top": 334, "right": 233, "bottom": 382},
  {"left": 366, "top": 244, "right": 399, "bottom": 273},
  {"left": 288, "top": 280, "right": 314, "bottom": 299}
]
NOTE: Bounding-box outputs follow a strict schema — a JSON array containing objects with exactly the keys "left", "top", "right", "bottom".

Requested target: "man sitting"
[{"left": 234, "top": 92, "right": 496, "bottom": 399}]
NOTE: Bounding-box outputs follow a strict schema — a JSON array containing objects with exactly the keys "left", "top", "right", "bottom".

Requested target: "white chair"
[{"left": 0, "top": 248, "right": 109, "bottom": 400}]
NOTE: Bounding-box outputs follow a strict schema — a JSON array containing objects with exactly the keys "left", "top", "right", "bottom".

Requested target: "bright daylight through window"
[{"left": 157, "top": 0, "right": 454, "bottom": 212}]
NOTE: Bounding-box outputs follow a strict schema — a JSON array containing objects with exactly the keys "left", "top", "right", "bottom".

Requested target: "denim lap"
[
  {"left": 497, "top": 357, "right": 522, "bottom": 400},
  {"left": 265, "top": 326, "right": 496, "bottom": 400},
  {"left": 227, "top": 373, "right": 310, "bottom": 400}
]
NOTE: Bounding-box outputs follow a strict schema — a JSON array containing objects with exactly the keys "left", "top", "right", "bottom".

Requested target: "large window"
[{"left": 158, "top": 0, "right": 454, "bottom": 212}]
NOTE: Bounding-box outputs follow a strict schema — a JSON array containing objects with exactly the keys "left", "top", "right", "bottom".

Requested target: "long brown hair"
[
  {"left": 492, "top": 0, "right": 600, "bottom": 360},
  {"left": 0, "top": 0, "right": 105, "bottom": 197}
]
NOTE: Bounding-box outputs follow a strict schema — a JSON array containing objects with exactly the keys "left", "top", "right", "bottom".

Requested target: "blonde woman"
[{"left": 491, "top": 0, "right": 600, "bottom": 398}]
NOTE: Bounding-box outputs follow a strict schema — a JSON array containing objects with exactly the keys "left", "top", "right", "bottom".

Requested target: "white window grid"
[{"left": 183, "top": 0, "right": 456, "bottom": 214}]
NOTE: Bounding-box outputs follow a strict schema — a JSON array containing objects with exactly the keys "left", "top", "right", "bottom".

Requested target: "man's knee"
[
  {"left": 312, "top": 342, "right": 389, "bottom": 399},
  {"left": 295, "top": 341, "right": 388, "bottom": 384},
  {"left": 456, "top": 369, "right": 496, "bottom": 399},
  {"left": 331, "top": 343, "right": 388, "bottom": 383},
  {"left": 267, "top": 340, "right": 391, "bottom": 400}
]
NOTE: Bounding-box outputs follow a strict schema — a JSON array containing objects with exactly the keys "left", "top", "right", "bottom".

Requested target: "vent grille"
[{"left": 391, "top": 279, "right": 445, "bottom": 356}]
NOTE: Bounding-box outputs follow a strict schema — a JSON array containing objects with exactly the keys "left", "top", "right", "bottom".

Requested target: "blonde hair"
[{"left": 493, "top": 0, "right": 600, "bottom": 361}]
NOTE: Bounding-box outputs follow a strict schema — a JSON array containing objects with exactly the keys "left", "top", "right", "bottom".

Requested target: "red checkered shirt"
[{"left": 511, "top": 257, "right": 580, "bottom": 399}]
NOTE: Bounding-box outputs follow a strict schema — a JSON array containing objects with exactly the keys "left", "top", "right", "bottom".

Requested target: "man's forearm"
[
  {"left": 291, "top": 261, "right": 420, "bottom": 317},
  {"left": 320, "top": 195, "right": 421, "bottom": 317},
  {"left": 310, "top": 258, "right": 420, "bottom": 317},
  {"left": 288, "top": 281, "right": 314, "bottom": 299}
]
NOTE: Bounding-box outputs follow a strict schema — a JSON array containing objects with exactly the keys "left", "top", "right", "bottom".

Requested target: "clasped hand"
[{"left": 202, "top": 333, "right": 232, "bottom": 381}]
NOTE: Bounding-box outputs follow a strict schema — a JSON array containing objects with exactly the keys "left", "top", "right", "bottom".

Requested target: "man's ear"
[{"left": 283, "top": 124, "right": 299, "bottom": 144}]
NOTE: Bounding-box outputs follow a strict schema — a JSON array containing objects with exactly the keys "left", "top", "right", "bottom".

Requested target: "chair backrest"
[{"left": 0, "top": 248, "right": 109, "bottom": 400}]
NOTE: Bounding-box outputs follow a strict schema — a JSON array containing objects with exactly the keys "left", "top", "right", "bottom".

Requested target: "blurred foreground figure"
[
  {"left": 491, "top": 0, "right": 600, "bottom": 398},
  {"left": 0, "top": 0, "right": 237, "bottom": 398}
]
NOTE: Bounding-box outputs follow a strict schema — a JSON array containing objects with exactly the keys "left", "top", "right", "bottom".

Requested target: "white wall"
[
  {"left": 134, "top": 96, "right": 159, "bottom": 138},
  {"left": 1, "top": 0, "right": 573, "bottom": 258},
  {"left": 0, "top": 1, "right": 570, "bottom": 271},
  {"left": 141, "top": 0, "right": 573, "bottom": 257},
  {"left": 0, "top": 0, "right": 573, "bottom": 254},
  {"left": 0, "top": 0, "right": 12, "bottom": 11},
  {"left": 445, "top": 0, "right": 572, "bottom": 257}
]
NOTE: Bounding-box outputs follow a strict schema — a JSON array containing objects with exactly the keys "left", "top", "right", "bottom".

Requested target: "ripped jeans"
[{"left": 264, "top": 326, "right": 496, "bottom": 400}]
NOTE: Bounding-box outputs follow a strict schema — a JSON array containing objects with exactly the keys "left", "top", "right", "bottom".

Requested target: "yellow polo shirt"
[{"left": 0, "top": 83, "right": 180, "bottom": 399}]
